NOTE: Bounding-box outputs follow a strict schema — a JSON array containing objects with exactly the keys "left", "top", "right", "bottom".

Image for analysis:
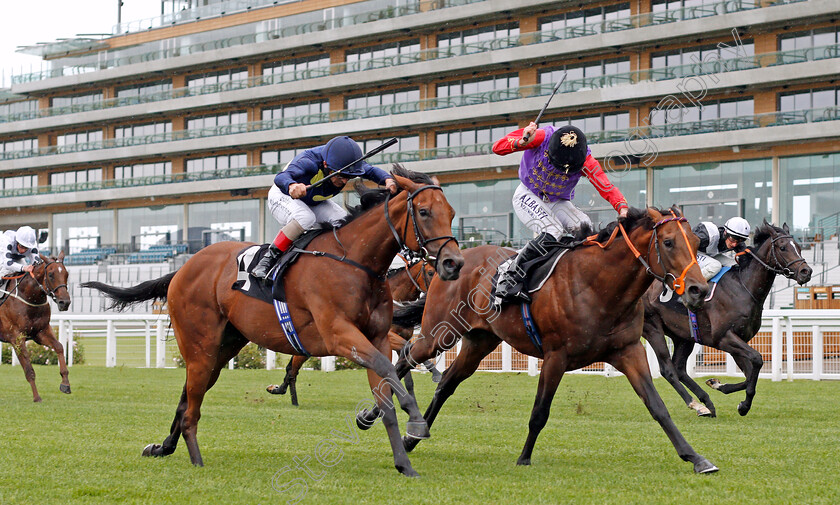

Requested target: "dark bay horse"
[
  {"left": 270, "top": 256, "right": 440, "bottom": 405},
  {"left": 380, "top": 207, "right": 719, "bottom": 473},
  {"left": 0, "top": 252, "right": 72, "bottom": 402},
  {"left": 643, "top": 221, "right": 812, "bottom": 417},
  {"left": 82, "top": 167, "right": 464, "bottom": 476}
]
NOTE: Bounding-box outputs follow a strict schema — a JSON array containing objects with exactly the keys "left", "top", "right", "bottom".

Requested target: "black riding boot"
[
  {"left": 252, "top": 244, "right": 282, "bottom": 280},
  {"left": 495, "top": 232, "right": 555, "bottom": 303}
]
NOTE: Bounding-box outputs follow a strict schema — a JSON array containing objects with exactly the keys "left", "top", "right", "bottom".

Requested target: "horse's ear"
[
  {"left": 670, "top": 205, "right": 682, "bottom": 217},
  {"left": 58, "top": 250, "right": 65, "bottom": 262},
  {"left": 391, "top": 173, "right": 419, "bottom": 193},
  {"left": 430, "top": 175, "right": 441, "bottom": 185},
  {"left": 647, "top": 207, "right": 663, "bottom": 221},
  {"left": 782, "top": 222, "right": 790, "bottom": 234},
  {"left": 763, "top": 217, "right": 769, "bottom": 226}
]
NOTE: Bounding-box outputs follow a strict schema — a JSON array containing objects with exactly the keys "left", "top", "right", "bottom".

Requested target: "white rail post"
[
  {"left": 322, "top": 356, "right": 336, "bottom": 372},
  {"left": 0, "top": 341, "right": 3, "bottom": 365},
  {"left": 144, "top": 321, "right": 151, "bottom": 369},
  {"left": 771, "top": 317, "right": 782, "bottom": 381},
  {"left": 66, "top": 321, "right": 75, "bottom": 366},
  {"left": 785, "top": 317, "right": 794, "bottom": 381},
  {"left": 11, "top": 345, "right": 19, "bottom": 366},
  {"left": 812, "top": 324, "right": 823, "bottom": 381},
  {"left": 228, "top": 358, "right": 235, "bottom": 370},
  {"left": 686, "top": 344, "right": 699, "bottom": 377},
  {"left": 645, "top": 341, "right": 660, "bottom": 378},
  {"left": 725, "top": 352, "right": 736, "bottom": 376},
  {"left": 266, "top": 349, "right": 276, "bottom": 370},
  {"left": 527, "top": 356, "right": 538, "bottom": 376},
  {"left": 501, "top": 342, "right": 512, "bottom": 372},
  {"left": 155, "top": 320, "right": 166, "bottom": 368},
  {"left": 106, "top": 319, "right": 116, "bottom": 367},
  {"left": 58, "top": 320, "right": 70, "bottom": 365}
]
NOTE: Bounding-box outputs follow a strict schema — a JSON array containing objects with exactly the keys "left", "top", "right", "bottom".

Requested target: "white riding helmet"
[
  {"left": 15, "top": 225, "right": 37, "bottom": 250},
  {"left": 723, "top": 217, "right": 750, "bottom": 241}
]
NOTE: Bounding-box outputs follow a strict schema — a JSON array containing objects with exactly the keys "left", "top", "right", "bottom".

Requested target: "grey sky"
[{"left": 0, "top": 0, "right": 161, "bottom": 87}]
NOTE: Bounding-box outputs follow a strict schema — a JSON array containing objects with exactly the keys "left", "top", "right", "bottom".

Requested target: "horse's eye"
[
  {"left": 418, "top": 208, "right": 430, "bottom": 218},
  {"left": 663, "top": 239, "right": 674, "bottom": 248},
  {"left": 780, "top": 245, "right": 786, "bottom": 252}
]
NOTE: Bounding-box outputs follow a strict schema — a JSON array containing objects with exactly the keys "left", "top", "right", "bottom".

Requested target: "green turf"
[{"left": 0, "top": 366, "right": 837, "bottom": 505}]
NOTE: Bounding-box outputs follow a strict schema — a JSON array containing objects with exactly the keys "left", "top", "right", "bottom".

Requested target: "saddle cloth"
[{"left": 491, "top": 245, "right": 571, "bottom": 305}]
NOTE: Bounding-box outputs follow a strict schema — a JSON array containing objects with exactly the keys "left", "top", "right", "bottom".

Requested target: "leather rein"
[{"left": 583, "top": 211, "right": 698, "bottom": 296}]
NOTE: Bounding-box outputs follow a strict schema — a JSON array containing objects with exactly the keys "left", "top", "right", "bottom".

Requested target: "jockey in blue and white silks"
[{"left": 252, "top": 136, "right": 397, "bottom": 279}]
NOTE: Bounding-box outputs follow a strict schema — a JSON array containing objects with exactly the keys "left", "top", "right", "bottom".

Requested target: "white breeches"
[
  {"left": 696, "top": 252, "right": 735, "bottom": 280},
  {"left": 512, "top": 183, "right": 592, "bottom": 237},
  {"left": 267, "top": 185, "right": 348, "bottom": 231}
]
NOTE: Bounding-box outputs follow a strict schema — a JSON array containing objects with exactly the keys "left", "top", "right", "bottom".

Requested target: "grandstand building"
[{"left": 0, "top": 0, "right": 838, "bottom": 311}]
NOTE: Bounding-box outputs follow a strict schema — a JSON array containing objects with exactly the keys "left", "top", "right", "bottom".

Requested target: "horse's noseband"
[
  {"left": 742, "top": 234, "right": 807, "bottom": 279},
  {"left": 34, "top": 259, "right": 68, "bottom": 303}
]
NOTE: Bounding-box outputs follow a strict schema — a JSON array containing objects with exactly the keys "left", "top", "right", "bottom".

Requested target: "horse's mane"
[
  {"left": 584, "top": 206, "right": 654, "bottom": 245},
  {"left": 331, "top": 164, "right": 435, "bottom": 229},
  {"left": 738, "top": 221, "right": 783, "bottom": 268}
]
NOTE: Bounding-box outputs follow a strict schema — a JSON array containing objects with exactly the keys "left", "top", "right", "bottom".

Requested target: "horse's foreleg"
[
  {"left": 34, "top": 328, "right": 71, "bottom": 394},
  {"left": 643, "top": 321, "right": 708, "bottom": 415},
  {"left": 704, "top": 332, "right": 763, "bottom": 416},
  {"left": 9, "top": 336, "right": 41, "bottom": 402},
  {"left": 517, "top": 350, "right": 567, "bottom": 466},
  {"left": 389, "top": 332, "right": 416, "bottom": 398},
  {"left": 609, "top": 343, "right": 718, "bottom": 474},
  {"left": 669, "top": 339, "right": 716, "bottom": 417},
  {"left": 404, "top": 332, "right": 499, "bottom": 454}
]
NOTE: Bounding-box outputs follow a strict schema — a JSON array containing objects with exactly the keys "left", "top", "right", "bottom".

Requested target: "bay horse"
[
  {"left": 82, "top": 166, "right": 464, "bottom": 476},
  {"left": 376, "top": 207, "right": 719, "bottom": 473},
  {"left": 269, "top": 256, "right": 440, "bottom": 405},
  {"left": 642, "top": 221, "right": 812, "bottom": 417},
  {"left": 0, "top": 252, "right": 72, "bottom": 402}
]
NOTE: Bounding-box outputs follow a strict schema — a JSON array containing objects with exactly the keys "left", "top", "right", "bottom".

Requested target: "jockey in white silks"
[
  {"left": 693, "top": 217, "right": 751, "bottom": 280},
  {"left": 0, "top": 225, "right": 40, "bottom": 278}
]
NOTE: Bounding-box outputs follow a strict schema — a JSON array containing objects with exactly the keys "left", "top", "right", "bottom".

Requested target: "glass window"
[
  {"left": 185, "top": 154, "right": 247, "bottom": 173},
  {"left": 115, "top": 122, "right": 172, "bottom": 139},
  {"left": 650, "top": 41, "right": 754, "bottom": 69},
  {"left": 186, "top": 68, "right": 248, "bottom": 88},
  {"left": 652, "top": 159, "right": 772, "bottom": 227},
  {"left": 188, "top": 200, "right": 259, "bottom": 249},
  {"left": 779, "top": 87, "right": 840, "bottom": 111},
  {"left": 262, "top": 54, "right": 330, "bottom": 83},
  {"left": 346, "top": 39, "right": 420, "bottom": 69},
  {"left": 53, "top": 209, "right": 114, "bottom": 253},
  {"left": 50, "top": 168, "right": 102, "bottom": 187},
  {"left": 117, "top": 205, "right": 185, "bottom": 251},
  {"left": 437, "top": 23, "right": 519, "bottom": 48},
  {"left": 116, "top": 80, "right": 173, "bottom": 99},
  {"left": 0, "top": 174, "right": 38, "bottom": 192},
  {"left": 262, "top": 101, "right": 329, "bottom": 121},
  {"left": 779, "top": 27, "right": 840, "bottom": 51},
  {"left": 436, "top": 125, "right": 514, "bottom": 148},
  {"left": 0, "top": 138, "right": 38, "bottom": 155},
  {"left": 114, "top": 162, "right": 172, "bottom": 181},
  {"left": 347, "top": 88, "right": 419, "bottom": 110},
  {"left": 186, "top": 111, "right": 247, "bottom": 130},
  {"left": 779, "top": 153, "right": 840, "bottom": 237},
  {"left": 51, "top": 92, "right": 103, "bottom": 108},
  {"left": 57, "top": 130, "right": 103, "bottom": 147}
]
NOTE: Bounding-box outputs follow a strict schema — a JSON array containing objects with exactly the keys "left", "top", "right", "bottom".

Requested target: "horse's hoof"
[
  {"left": 405, "top": 420, "right": 430, "bottom": 440},
  {"left": 737, "top": 402, "right": 751, "bottom": 416},
  {"left": 693, "top": 458, "right": 719, "bottom": 474},
  {"left": 431, "top": 372, "right": 442, "bottom": 383},
  {"left": 397, "top": 465, "right": 420, "bottom": 478},
  {"left": 705, "top": 378, "right": 721, "bottom": 390},
  {"left": 142, "top": 444, "right": 161, "bottom": 457},
  {"left": 266, "top": 384, "right": 285, "bottom": 395},
  {"left": 356, "top": 410, "right": 376, "bottom": 431},
  {"left": 516, "top": 457, "right": 531, "bottom": 466},
  {"left": 60, "top": 384, "right": 71, "bottom": 394},
  {"left": 402, "top": 435, "right": 420, "bottom": 453}
]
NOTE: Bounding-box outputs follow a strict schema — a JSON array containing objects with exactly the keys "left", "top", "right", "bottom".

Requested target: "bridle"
[
  {"left": 584, "top": 210, "right": 698, "bottom": 296},
  {"left": 737, "top": 232, "right": 806, "bottom": 280},
  {"left": 1, "top": 258, "right": 67, "bottom": 307},
  {"left": 403, "top": 256, "right": 434, "bottom": 294},
  {"left": 384, "top": 184, "right": 458, "bottom": 271}
]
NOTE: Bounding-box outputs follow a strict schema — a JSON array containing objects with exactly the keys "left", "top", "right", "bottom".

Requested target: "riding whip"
[
  {"left": 521, "top": 72, "right": 567, "bottom": 144},
  {"left": 307, "top": 137, "right": 399, "bottom": 189}
]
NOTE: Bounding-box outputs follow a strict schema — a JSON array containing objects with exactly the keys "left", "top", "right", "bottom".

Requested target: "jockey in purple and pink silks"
[
  {"left": 252, "top": 136, "right": 397, "bottom": 280},
  {"left": 492, "top": 122, "right": 629, "bottom": 302}
]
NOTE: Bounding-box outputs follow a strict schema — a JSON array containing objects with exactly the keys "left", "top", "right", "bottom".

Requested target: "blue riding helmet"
[{"left": 323, "top": 136, "right": 365, "bottom": 177}]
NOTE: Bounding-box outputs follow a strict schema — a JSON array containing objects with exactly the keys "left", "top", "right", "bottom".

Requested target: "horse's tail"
[
  {"left": 81, "top": 271, "right": 177, "bottom": 312},
  {"left": 392, "top": 297, "right": 426, "bottom": 328}
]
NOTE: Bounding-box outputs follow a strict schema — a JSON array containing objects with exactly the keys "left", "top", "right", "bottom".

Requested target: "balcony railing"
[
  {"left": 9, "top": 0, "right": 805, "bottom": 85},
  {"left": 2, "top": 104, "right": 838, "bottom": 199}
]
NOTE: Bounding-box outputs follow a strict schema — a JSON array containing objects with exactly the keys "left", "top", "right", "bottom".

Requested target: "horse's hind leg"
[
  {"left": 34, "top": 327, "right": 71, "bottom": 394},
  {"left": 671, "top": 339, "right": 716, "bottom": 417},
  {"left": 704, "top": 332, "right": 763, "bottom": 416},
  {"left": 609, "top": 343, "right": 718, "bottom": 473},
  {"left": 267, "top": 356, "right": 304, "bottom": 406},
  {"left": 517, "top": 349, "right": 567, "bottom": 466},
  {"left": 144, "top": 387, "right": 188, "bottom": 458},
  {"left": 404, "top": 332, "right": 500, "bottom": 453},
  {"left": 10, "top": 336, "right": 41, "bottom": 402}
]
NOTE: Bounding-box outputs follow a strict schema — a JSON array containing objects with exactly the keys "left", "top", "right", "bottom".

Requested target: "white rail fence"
[{"left": 2, "top": 311, "right": 839, "bottom": 381}]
